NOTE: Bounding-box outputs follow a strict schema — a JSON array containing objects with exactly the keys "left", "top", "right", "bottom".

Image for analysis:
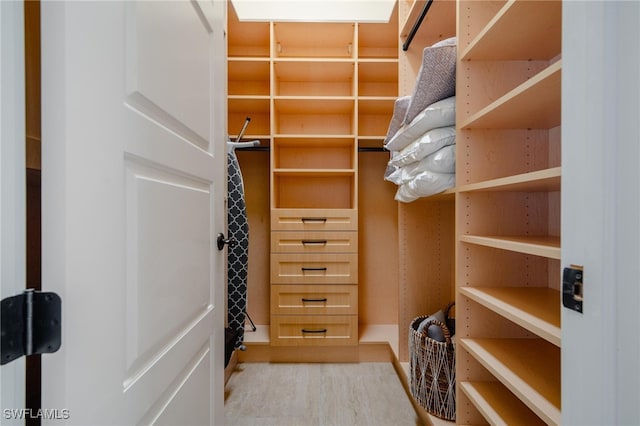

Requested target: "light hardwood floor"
[{"left": 225, "top": 362, "right": 422, "bottom": 426}]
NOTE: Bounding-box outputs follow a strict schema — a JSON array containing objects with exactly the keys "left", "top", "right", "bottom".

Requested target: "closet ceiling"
[{"left": 230, "top": 0, "right": 396, "bottom": 23}]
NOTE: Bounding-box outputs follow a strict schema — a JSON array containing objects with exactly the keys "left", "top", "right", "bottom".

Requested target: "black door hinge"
[{"left": 1, "top": 289, "right": 61, "bottom": 365}]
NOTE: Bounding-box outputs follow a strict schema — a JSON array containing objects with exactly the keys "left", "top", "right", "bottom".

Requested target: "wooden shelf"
[
  {"left": 400, "top": 0, "right": 456, "bottom": 48},
  {"left": 274, "top": 98, "right": 355, "bottom": 113},
  {"left": 273, "top": 169, "right": 355, "bottom": 176},
  {"left": 460, "top": 338, "right": 560, "bottom": 426},
  {"left": 228, "top": 97, "right": 270, "bottom": 111},
  {"left": 460, "top": 0, "right": 562, "bottom": 61},
  {"left": 459, "top": 381, "right": 547, "bottom": 426},
  {"left": 425, "top": 187, "right": 455, "bottom": 201},
  {"left": 457, "top": 167, "right": 561, "bottom": 193},
  {"left": 358, "top": 98, "right": 395, "bottom": 113},
  {"left": 459, "top": 235, "right": 561, "bottom": 259},
  {"left": 274, "top": 133, "right": 354, "bottom": 139},
  {"left": 459, "top": 287, "right": 561, "bottom": 346},
  {"left": 461, "top": 61, "right": 562, "bottom": 130}
]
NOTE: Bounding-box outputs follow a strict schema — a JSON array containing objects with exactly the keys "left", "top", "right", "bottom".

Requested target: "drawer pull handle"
[
  {"left": 301, "top": 239, "right": 328, "bottom": 245},
  {"left": 301, "top": 267, "right": 327, "bottom": 272},
  {"left": 301, "top": 328, "right": 327, "bottom": 334},
  {"left": 301, "top": 217, "right": 327, "bottom": 224},
  {"left": 301, "top": 297, "right": 328, "bottom": 303}
]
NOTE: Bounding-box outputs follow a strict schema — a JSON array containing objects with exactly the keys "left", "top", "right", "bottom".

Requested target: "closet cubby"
[
  {"left": 228, "top": 59, "right": 270, "bottom": 96},
  {"left": 273, "top": 99, "right": 355, "bottom": 135},
  {"left": 459, "top": 0, "right": 561, "bottom": 61},
  {"left": 273, "top": 22, "right": 355, "bottom": 58},
  {"left": 358, "top": 5, "right": 398, "bottom": 59},
  {"left": 358, "top": 99, "right": 395, "bottom": 137},
  {"left": 358, "top": 61, "right": 398, "bottom": 97},
  {"left": 228, "top": 98, "right": 270, "bottom": 139},
  {"left": 457, "top": 0, "right": 562, "bottom": 425},
  {"left": 273, "top": 61, "right": 355, "bottom": 97},
  {"left": 272, "top": 173, "right": 356, "bottom": 209},
  {"left": 228, "top": 5, "right": 270, "bottom": 58},
  {"left": 273, "top": 137, "right": 355, "bottom": 170}
]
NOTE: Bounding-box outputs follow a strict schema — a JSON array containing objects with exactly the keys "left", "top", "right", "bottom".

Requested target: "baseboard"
[{"left": 224, "top": 350, "right": 238, "bottom": 385}]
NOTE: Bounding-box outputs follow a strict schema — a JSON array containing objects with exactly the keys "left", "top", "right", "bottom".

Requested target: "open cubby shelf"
[
  {"left": 461, "top": 61, "right": 562, "bottom": 130},
  {"left": 459, "top": 381, "right": 548, "bottom": 426},
  {"left": 459, "top": 286, "right": 561, "bottom": 347},
  {"left": 460, "top": 338, "right": 561, "bottom": 426},
  {"left": 460, "top": 0, "right": 562, "bottom": 61}
]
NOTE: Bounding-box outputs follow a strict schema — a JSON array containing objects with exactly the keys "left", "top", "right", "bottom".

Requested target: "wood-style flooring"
[{"left": 224, "top": 362, "right": 422, "bottom": 426}]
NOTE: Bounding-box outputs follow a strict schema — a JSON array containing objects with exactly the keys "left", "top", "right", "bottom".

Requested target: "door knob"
[{"left": 216, "top": 233, "right": 235, "bottom": 250}]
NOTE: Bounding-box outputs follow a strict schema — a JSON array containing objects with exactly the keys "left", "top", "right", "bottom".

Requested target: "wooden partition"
[{"left": 396, "top": 0, "right": 457, "bottom": 363}]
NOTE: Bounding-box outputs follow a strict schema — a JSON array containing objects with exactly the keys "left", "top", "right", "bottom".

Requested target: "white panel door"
[
  {"left": 40, "top": 1, "right": 226, "bottom": 424},
  {"left": 1, "top": 1, "right": 26, "bottom": 424}
]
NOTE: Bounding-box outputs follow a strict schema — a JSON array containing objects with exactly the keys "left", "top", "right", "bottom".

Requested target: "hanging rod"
[
  {"left": 358, "top": 147, "right": 388, "bottom": 152},
  {"left": 402, "top": 0, "right": 434, "bottom": 52},
  {"left": 235, "top": 146, "right": 269, "bottom": 152},
  {"left": 234, "top": 146, "right": 388, "bottom": 152}
]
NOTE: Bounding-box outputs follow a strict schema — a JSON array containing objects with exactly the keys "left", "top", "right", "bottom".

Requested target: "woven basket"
[{"left": 409, "top": 304, "right": 456, "bottom": 421}]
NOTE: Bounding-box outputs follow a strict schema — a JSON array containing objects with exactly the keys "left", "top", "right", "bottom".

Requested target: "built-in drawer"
[
  {"left": 270, "top": 315, "right": 358, "bottom": 346},
  {"left": 271, "top": 253, "right": 358, "bottom": 284},
  {"left": 271, "top": 208, "right": 357, "bottom": 231},
  {"left": 271, "top": 284, "right": 357, "bottom": 315},
  {"left": 271, "top": 231, "right": 358, "bottom": 254}
]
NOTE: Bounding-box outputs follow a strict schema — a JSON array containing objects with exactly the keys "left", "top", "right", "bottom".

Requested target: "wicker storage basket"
[{"left": 409, "top": 304, "right": 456, "bottom": 421}]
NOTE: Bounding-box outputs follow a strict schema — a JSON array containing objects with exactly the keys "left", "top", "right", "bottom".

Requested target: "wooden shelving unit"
[
  {"left": 227, "top": 1, "right": 400, "bottom": 352},
  {"left": 456, "top": 0, "right": 562, "bottom": 424},
  {"left": 269, "top": 22, "right": 359, "bottom": 346}
]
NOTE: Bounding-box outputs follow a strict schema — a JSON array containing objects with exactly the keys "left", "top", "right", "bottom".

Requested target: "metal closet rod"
[
  {"left": 234, "top": 146, "right": 388, "bottom": 152},
  {"left": 402, "top": 0, "right": 434, "bottom": 52}
]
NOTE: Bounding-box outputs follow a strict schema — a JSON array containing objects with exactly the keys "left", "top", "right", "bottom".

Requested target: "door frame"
[{"left": 1, "top": 0, "right": 27, "bottom": 423}]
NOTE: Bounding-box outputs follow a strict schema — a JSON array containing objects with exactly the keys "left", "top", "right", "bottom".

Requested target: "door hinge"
[{"left": 1, "top": 289, "right": 61, "bottom": 365}]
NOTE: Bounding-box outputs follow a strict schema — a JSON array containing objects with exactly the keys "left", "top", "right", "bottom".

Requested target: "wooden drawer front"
[
  {"left": 271, "top": 231, "right": 358, "bottom": 254},
  {"left": 271, "top": 285, "right": 357, "bottom": 315},
  {"left": 270, "top": 315, "right": 358, "bottom": 346},
  {"left": 271, "top": 253, "right": 358, "bottom": 284},
  {"left": 271, "top": 208, "right": 357, "bottom": 231}
]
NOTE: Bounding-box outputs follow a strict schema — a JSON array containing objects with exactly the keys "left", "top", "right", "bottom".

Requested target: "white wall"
[{"left": 562, "top": 1, "right": 640, "bottom": 424}]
